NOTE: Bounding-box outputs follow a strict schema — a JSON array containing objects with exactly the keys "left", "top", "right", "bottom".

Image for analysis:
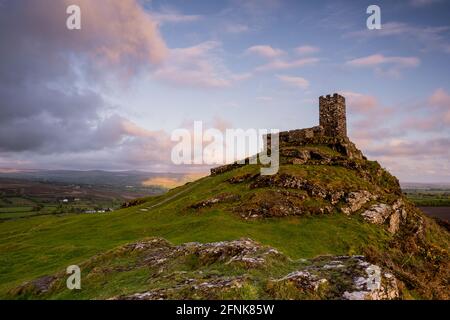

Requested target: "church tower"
[{"left": 319, "top": 93, "right": 347, "bottom": 137}]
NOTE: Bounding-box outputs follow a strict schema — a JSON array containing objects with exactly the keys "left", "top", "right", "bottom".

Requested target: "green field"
[
  {"left": 0, "top": 160, "right": 448, "bottom": 300},
  {"left": 0, "top": 166, "right": 393, "bottom": 297},
  {"left": 404, "top": 189, "right": 450, "bottom": 206}
]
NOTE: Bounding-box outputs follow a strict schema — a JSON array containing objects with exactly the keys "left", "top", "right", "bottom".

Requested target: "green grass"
[
  {"left": 0, "top": 167, "right": 392, "bottom": 298},
  {"left": 404, "top": 189, "right": 450, "bottom": 207},
  {"left": 0, "top": 207, "right": 34, "bottom": 213}
]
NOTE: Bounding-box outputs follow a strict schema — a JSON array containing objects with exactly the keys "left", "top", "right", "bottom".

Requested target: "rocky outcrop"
[
  {"left": 115, "top": 276, "right": 248, "bottom": 300},
  {"left": 275, "top": 270, "right": 328, "bottom": 292},
  {"left": 360, "top": 199, "right": 408, "bottom": 234},
  {"left": 176, "top": 238, "right": 283, "bottom": 267},
  {"left": 341, "top": 191, "right": 377, "bottom": 215},
  {"left": 271, "top": 255, "right": 399, "bottom": 300},
  {"left": 341, "top": 259, "right": 399, "bottom": 300},
  {"left": 12, "top": 238, "right": 401, "bottom": 300},
  {"left": 124, "top": 237, "right": 284, "bottom": 269},
  {"left": 249, "top": 174, "right": 347, "bottom": 203},
  {"left": 234, "top": 189, "right": 333, "bottom": 219}
]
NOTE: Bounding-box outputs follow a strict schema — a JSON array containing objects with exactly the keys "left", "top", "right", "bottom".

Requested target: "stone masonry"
[
  {"left": 211, "top": 93, "right": 348, "bottom": 175},
  {"left": 319, "top": 93, "right": 347, "bottom": 137},
  {"left": 275, "top": 93, "right": 347, "bottom": 144}
]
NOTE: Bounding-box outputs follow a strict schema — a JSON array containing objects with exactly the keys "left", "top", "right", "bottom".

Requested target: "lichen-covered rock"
[
  {"left": 361, "top": 203, "right": 392, "bottom": 224},
  {"left": 177, "top": 238, "right": 283, "bottom": 267},
  {"left": 360, "top": 199, "right": 408, "bottom": 234},
  {"left": 341, "top": 191, "right": 376, "bottom": 214},
  {"left": 274, "top": 270, "right": 328, "bottom": 292},
  {"left": 342, "top": 263, "right": 399, "bottom": 300},
  {"left": 114, "top": 276, "right": 248, "bottom": 300},
  {"left": 272, "top": 255, "right": 399, "bottom": 300}
]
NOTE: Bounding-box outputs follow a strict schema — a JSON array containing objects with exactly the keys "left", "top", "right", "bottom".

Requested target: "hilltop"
[{"left": 0, "top": 94, "right": 448, "bottom": 300}]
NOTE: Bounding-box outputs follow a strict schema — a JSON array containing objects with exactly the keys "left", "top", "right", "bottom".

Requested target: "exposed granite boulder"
[
  {"left": 361, "top": 203, "right": 392, "bottom": 224},
  {"left": 271, "top": 255, "right": 399, "bottom": 300},
  {"left": 177, "top": 238, "right": 283, "bottom": 267},
  {"left": 341, "top": 191, "right": 377, "bottom": 215},
  {"left": 360, "top": 199, "right": 408, "bottom": 234},
  {"left": 126, "top": 237, "right": 283, "bottom": 269},
  {"left": 114, "top": 276, "right": 248, "bottom": 300},
  {"left": 342, "top": 263, "right": 399, "bottom": 300}
]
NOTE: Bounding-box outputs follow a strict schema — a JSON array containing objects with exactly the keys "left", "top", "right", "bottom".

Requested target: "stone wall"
[{"left": 279, "top": 126, "right": 324, "bottom": 144}]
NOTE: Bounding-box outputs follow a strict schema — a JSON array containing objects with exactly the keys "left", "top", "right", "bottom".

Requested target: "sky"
[{"left": 0, "top": 0, "right": 449, "bottom": 182}]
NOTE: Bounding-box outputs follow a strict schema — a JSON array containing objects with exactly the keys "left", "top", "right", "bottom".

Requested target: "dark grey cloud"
[{"left": 0, "top": 0, "right": 171, "bottom": 169}]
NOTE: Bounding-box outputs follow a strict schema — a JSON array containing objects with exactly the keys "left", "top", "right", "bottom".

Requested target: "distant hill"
[{"left": 0, "top": 169, "right": 202, "bottom": 189}]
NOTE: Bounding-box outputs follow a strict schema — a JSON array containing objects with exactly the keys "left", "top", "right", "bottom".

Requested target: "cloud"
[
  {"left": 0, "top": 0, "right": 177, "bottom": 171},
  {"left": 339, "top": 89, "right": 450, "bottom": 182},
  {"left": 276, "top": 75, "right": 309, "bottom": 89},
  {"left": 151, "top": 7, "right": 202, "bottom": 24},
  {"left": 346, "top": 54, "right": 420, "bottom": 68},
  {"left": 346, "top": 54, "right": 420, "bottom": 77},
  {"left": 0, "top": 0, "right": 169, "bottom": 86},
  {"left": 255, "top": 57, "right": 319, "bottom": 72},
  {"left": 224, "top": 23, "right": 250, "bottom": 33},
  {"left": 346, "top": 22, "right": 450, "bottom": 54},
  {"left": 245, "top": 45, "right": 285, "bottom": 58},
  {"left": 368, "top": 138, "right": 450, "bottom": 158},
  {"left": 154, "top": 41, "right": 247, "bottom": 88},
  {"left": 429, "top": 88, "right": 450, "bottom": 109},
  {"left": 410, "top": 0, "right": 443, "bottom": 7},
  {"left": 401, "top": 88, "right": 450, "bottom": 132},
  {"left": 339, "top": 91, "right": 378, "bottom": 112},
  {"left": 295, "top": 45, "right": 320, "bottom": 55}
]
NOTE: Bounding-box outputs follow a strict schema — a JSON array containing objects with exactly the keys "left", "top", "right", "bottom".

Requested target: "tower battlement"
[{"left": 319, "top": 93, "right": 347, "bottom": 137}]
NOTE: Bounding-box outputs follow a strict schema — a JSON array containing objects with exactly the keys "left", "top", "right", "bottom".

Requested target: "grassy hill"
[{"left": 0, "top": 137, "right": 448, "bottom": 299}]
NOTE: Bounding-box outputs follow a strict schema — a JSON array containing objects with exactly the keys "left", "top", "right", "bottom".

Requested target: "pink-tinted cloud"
[
  {"left": 346, "top": 54, "right": 420, "bottom": 78},
  {"left": 346, "top": 22, "right": 450, "bottom": 54},
  {"left": 151, "top": 7, "right": 202, "bottom": 25},
  {"left": 295, "top": 45, "right": 320, "bottom": 55},
  {"left": 346, "top": 54, "right": 420, "bottom": 68},
  {"left": 339, "top": 91, "right": 378, "bottom": 112},
  {"left": 429, "top": 88, "right": 450, "bottom": 110},
  {"left": 154, "top": 41, "right": 251, "bottom": 88},
  {"left": 245, "top": 45, "right": 285, "bottom": 58},
  {"left": 255, "top": 57, "right": 319, "bottom": 72},
  {"left": 40, "top": 0, "right": 169, "bottom": 68},
  {"left": 401, "top": 88, "right": 450, "bottom": 132},
  {"left": 276, "top": 75, "right": 309, "bottom": 89}
]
